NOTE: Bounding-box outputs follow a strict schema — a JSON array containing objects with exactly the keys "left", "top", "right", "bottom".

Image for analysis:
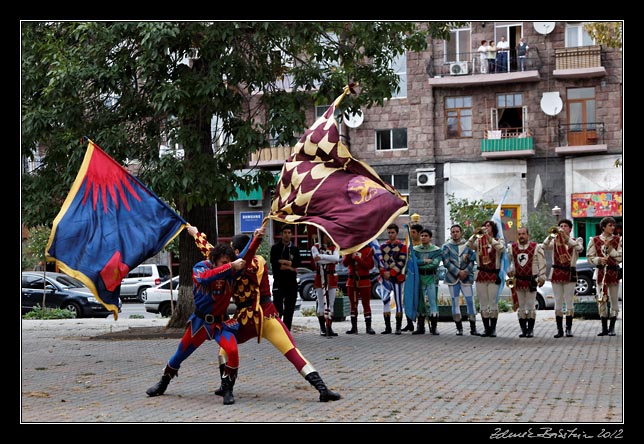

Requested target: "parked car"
[
  {"left": 297, "top": 263, "right": 380, "bottom": 301},
  {"left": 21, "top": 271, "right": 119, "bottom": 318},
  {"left": 144, "top": 273, "right": 294, "bottom": 318},
  {"left": 575, "top": 259, "right": 596, "bottom": 296},
  {"left": 120, "top": 264, "right": 171, "bottom": 302}
]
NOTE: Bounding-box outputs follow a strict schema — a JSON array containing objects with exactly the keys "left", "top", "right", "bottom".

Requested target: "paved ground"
[{"left": 20, "top": 308, "right": 624, "bottom": 431}]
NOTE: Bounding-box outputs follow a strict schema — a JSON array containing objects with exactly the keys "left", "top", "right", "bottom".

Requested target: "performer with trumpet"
[
  {"left": 311, "top": 230, "right": 341, "bottom": 337},
  {"left": 542, "top": 219, "right": 584, "bottom": 338},
  {"left": 587, "top": 217, "right": 623, "bottom": 337},
  {"left": 466, "top": 220, "right": 506, "bottom": 337},
  {"left": 507, "top": 227, "right": 547, "bottom": 337}
]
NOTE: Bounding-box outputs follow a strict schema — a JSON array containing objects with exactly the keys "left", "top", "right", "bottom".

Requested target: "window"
[
  {"left": 216, "top": 201, "right": 234, "bottom": 244},
  {"left": 444, "top": 26, "right": 471, "bottom": 63},
  {"left": 567, "top": 87, "right": 596, "bottom": 131},
  {"left": 565, "top": 23, "right": 594, "bottom": 47},
  {"left": 382, "top": 174, "right": 409, "bottom": 215},
  {"left": 376, "top": 129, "right": 407, "bottom": 150},
  {"left": 445, "top": 96, "right": 472, "bottom": 139},
  {"left": 391, "top": 53, "right": 407, "bottom": 98},
  {"left": 490, "top": 93, "right": 528, "bottom": 135}
]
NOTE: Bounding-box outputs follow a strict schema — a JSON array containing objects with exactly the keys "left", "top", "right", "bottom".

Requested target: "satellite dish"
[
  {"left": 540, "top": 92, "right": 563, "bottom": 116},
  {"left": 343, "top": 110, "right": 364, "bottom": 128},
  {"left": 533, "top": 174, "right": 543, "bottom": 208},
  {"left": 533, "top": 22, "right": 555, "bottom": 35}
]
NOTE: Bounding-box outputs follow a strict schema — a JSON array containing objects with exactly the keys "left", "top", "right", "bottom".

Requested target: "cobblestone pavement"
[{"left": 21, "top": 308, "right": 624, "bottom": 431}]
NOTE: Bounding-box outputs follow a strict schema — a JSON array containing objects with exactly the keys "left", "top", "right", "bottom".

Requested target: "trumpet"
[
  {"left": 506, "top": 276, "right": 516, "bottom": 289},
  {"left": 548, "top": 226, "right": 561, "bottom": 238},
  {"left": 596, "top": 265, "right": 608, "bottom": 303},
  {"left": 475, "top": 227, "right": 486, "bottom": 238}
]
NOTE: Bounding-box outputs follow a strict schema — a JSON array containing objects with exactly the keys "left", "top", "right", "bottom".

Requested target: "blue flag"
[
  {"left": 493, "top": 186, "right": 510, "bottom": 303},
  {"left": 402, "top": 224, "right": 419, "bottom": 320},
  {"left": 46, "top": 140, "right": 186, "bottom": 319}
]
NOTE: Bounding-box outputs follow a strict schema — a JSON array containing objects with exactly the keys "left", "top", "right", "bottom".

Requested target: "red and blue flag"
[{"left": 46, "top": 140, "right": 186, "bottom": 319}]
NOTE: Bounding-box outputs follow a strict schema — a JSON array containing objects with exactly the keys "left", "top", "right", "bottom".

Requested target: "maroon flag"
[{"left": 268, "top": 86, "right": 408, "bottom": 255}]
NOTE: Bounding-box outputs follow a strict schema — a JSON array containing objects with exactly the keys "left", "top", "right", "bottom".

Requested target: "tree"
[
  {"left": 584, "top": 22, "right": 623, "bottom": 49},
  {"left": 446, "top": 194, "right": 495, "bottom": 240},
  {"left": 21, "top": 21, "right": 463, "bottom": 326}
]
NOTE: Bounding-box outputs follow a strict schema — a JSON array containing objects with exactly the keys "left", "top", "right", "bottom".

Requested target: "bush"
[{"left": 22, "top": 305, "right": 75, "bottom": 320}]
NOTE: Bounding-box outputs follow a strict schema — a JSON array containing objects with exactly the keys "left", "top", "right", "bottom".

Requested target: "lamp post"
[{"left": 551, "top": 205, "right": 561, "bottom": 222}]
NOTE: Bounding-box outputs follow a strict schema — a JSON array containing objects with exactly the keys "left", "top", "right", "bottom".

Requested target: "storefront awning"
[{"left": 231, "top": 170, "right": 280, "bottom": 201}]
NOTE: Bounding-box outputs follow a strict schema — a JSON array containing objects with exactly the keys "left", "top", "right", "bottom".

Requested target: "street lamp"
[{"left": 551, "top": 205, "right": 561, "bottom": 221}]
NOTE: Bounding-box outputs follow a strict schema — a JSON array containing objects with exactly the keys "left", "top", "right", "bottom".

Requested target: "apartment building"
[{"left": 240, "top": 21, "right": 622, "bottom": 259}]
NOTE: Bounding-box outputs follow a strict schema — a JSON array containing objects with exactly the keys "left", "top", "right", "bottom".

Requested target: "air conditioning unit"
[
  {"left": 449, "top": 61, "right": 469, "bottom": 76},
  {"left": 248, "top": 199, "right": 263, "bottom": 208},
  {"left": 416, "top": 171, "right": 436, "bottom": 187}
]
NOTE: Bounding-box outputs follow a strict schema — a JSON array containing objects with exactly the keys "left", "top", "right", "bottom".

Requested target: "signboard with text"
[
  {"left": 571, "top": 192, "right": 622, "bottom": 218},
  {"left": 240, "top": 211, "right": 263, "bottom": 233}
]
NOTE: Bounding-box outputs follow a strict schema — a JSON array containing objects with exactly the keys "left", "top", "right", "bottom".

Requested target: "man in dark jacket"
[{"left": 270, "top": 224, "right": 301, "bottom": 330}]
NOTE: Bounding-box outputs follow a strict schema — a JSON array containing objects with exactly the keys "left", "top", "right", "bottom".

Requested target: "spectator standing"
[
  {"left": 496, "top": 36, "right": 510, "bottom": 72},
  {"left": 517, "top": 37, "right": 529, "bottom": 71},
  {"left": 478, "top": 40, "right": 488, "bottom": 73},
  {"left": 270, "top": 224, "right": 301, "bottom": 331},
  {"left": 486, "top": 40, "right": 497, "bottom": 73}
]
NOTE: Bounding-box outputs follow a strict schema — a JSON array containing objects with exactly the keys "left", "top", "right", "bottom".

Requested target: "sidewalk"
[{"left": 21, "top": 309, "right": 623, "bottom": 426}]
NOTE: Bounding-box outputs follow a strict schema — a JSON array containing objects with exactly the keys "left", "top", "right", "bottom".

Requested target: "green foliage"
[
  {"left": 497, "top": 298, "right": 512, "bottom": 313},
  {"left": 22, "top": 225, "right": 53, "bottom": 270},
  {"left": 300, "top": 307, "right": 316, "bottom": 317},
  {"left": 526, "top": 202, "right": 554, "bottom": 245},
  {"left": 129, "top": 314, "right": 145, "bottom": 319},
  {"left": 21, "top": 21, "right": 458, "bottom": 228},
  {"left": 256, "top": 238, "right": 271, "bottom": 269},
  {"left": 584, "top": 22, "right": 622, "bottom": 49},
  {"left": 446, "top": 194, "right": 495, "bottom": 239},
  {"left": 22, "top": 305, "right": 76, "bottom": 320}
]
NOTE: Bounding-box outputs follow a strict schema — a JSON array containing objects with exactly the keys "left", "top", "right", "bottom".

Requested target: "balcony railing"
[
  {"left": 481, "top": 127, "right": 534, "bottom": 157},
  {"left": 557, "top": 122, "right": 605, "bottom": 147},
  {"left": 249, "top": 145, "right": 293, "bottom": 166},
  {"left": 554, "top": 45, "right": 602, "bottom": 70},
  {"left": 427, "top": 48, "right": 543, "bottom": 78}
]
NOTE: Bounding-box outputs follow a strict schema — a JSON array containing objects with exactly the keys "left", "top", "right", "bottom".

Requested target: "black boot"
[
  {"left": 318, "top": 316, "right": 327, "bottom": 336},
  {"left": 401, "top": 316, "right": 415, "bottom": 332},
  {"left": 565, "top": 315, "right": 574, "bottom": 337},
  {"left": 305, "top": 371, "right": 341, "bottom": 402},
  {"left": 526, "top": 318, "right": 534, "bottom": 338},
  {"left": 395, "top": 314, "right": 403, "bottom": 335},
  {"left": 489, "top": 317, "right": 498, "bottom": 337},
  {"left": 480, "top": 317, "right": 490, "bottom": 337},
  {"left": 429, "top": 316, "right": 440, "bottom": 335},
  {"left": 455, "top": 320, "right": 463, "bottom": 336},
  {"left": 214, "top": 363, "right": 225, "bottom": 396},
  {"left": 412, "top": 316, "right": 426, "bottom": 335},
  {"left": 326, "top": 319, "right": 338, "bottom": 337},
  {"left": 519, "top": 318, "right": 528, "bottom": 338},
  {"left": 346, "top": 316, "right": 358, "bottom": 334},
  {"left": 146, "top": 364, "right": 178, "bottom": 397},
  {"left": 608, "top": 316, "right": 617, "bottom": 336},
  {"left": 469, "top": 319, "right": 480, "bottom": 336},
  {"left": 598, "top": 317, "right": 609, "bottom": 336},
  {"left": 381, "top": 313, "right": 392, "bottom": 334},
  {"left": 365, "top": 317, "right": 376, "bottom": 335},
  {"left": 221, "top": 367, "right": 237, "bottom": 405},
  {"left": 553, "top": 316, "right": 564, "bottom": 338}
]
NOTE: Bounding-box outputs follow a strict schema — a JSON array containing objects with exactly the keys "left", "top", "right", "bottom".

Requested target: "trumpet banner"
[{"left": 268, "top": 87, "right": 408, "bottom": 255}]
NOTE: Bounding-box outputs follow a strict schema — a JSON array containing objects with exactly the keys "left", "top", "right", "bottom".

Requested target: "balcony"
[
  {"left": 553, "top": 45, "right": 606, "bottom": 79},
  {"left": 249, "top": 145, "right": 293, "bottom": 167},
  {"left": 481, "top": 127, "right": 535, "bottom": 159},
  {"left": 427, "top": 49, "right": 542, "bottom": 88},
  {"left": 555, "top": 122, "right": 607, "bottom": 155}
]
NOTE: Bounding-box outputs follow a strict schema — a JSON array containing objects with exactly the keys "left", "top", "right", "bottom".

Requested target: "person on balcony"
[
  {"left": 517, "top": 37, "right": 529, "bottom": 71},
  {"left": 496, "top": 36, "right": 510, "bottom": 72},
  {"left": 478, "top": 40, "right": 488, "bottom": 73},
  {"left": 486, "top": 40, "right": 497, "bottom": 73}
]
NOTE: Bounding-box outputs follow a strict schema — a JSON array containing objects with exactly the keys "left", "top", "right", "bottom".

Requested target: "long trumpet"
[
  {"left": 475, "top": 227, "right": 486, "bottom": 238},
  {"left": 506, "top": 276, "right": 516, "bottom": 289},
  {"left": 548, "top": 226, "right": 560, "bottom": 238},
  {"left": 596, "top": 264, "right": 608, "bottom": 303}
]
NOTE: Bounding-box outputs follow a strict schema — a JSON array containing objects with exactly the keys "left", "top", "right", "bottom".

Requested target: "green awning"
[
  {"left": 231, "top": 170, "right": 280, "bottom": 201},
  {"left": 232, "top": 186, "right": 263, "bottom": 201}
]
